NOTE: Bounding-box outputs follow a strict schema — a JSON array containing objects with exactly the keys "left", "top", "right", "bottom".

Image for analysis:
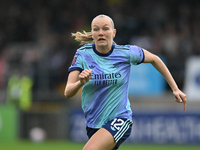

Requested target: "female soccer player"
[{"left": 64, "top": 14, "right": 187, "bottom": 150}]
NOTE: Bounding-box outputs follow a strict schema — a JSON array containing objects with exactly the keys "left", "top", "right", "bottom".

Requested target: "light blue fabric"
[{"left": 68, "top": 43, "right": 144, "bottom": 128}]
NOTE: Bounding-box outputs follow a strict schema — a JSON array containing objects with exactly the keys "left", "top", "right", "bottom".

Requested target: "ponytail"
[{"left": 71, "top": 31, "right": 94, "bottom": 45}]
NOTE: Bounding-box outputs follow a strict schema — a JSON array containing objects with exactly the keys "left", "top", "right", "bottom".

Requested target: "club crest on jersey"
[{"left": 71, "top": 54, "right": 79, "bottom": 66}]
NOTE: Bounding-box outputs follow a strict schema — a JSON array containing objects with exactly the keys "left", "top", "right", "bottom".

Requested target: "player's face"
[{"left": 91, "top": 17, "right": 116, "bottom": 52}]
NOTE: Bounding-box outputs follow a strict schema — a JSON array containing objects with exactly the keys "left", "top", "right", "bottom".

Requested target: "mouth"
[{"left": 98, "top": 38, "right": 106, "bottom": 42}]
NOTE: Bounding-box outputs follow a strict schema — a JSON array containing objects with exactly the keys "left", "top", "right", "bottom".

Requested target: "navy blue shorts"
[{"left": 86, "top": 118, "right": 132, "bottom": 150}]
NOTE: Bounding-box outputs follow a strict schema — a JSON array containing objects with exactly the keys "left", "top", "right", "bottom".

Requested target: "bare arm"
[
  {"left": 64, "top": 69, "right": 92, "bottom": 99},
  {"left": 143, "top": 49, "right": 187, "bottom": 111}
]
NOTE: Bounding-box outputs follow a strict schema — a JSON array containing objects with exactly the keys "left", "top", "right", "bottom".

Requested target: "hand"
[
  {"left": 173, "top": 89, "right": 187, "bottom": 111},
  {"left": 79, "top": 69, "right": 92, "bottom": 85}
]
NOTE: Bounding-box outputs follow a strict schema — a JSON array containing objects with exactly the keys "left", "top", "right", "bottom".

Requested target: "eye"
[
  {"left": 93, "top": 28, "right": 99, "bottom": 31},
  {"left": 103, "top": 27, "right": 109, "bottom": 31}
]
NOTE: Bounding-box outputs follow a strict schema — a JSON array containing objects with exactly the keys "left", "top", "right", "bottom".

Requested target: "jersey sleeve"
[
  {"left": 129, "top": 45, "right": 145, "bottom": 65},
  {"left": 68, "top": 50, "right": 83, "bottom": 73}
]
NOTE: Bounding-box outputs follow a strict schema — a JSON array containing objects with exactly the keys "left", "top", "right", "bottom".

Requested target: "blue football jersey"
[{"left": 68, "top": 43, "right": 144, "bottom": 128}]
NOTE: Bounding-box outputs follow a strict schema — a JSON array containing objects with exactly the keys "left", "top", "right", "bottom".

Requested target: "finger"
[
  {"left": 86, "top": 69, "right": 92, "bottom": 76},
  {"left": 175, "top": 95, "right": 182, "bottom": 103},
  {"left": 181, "top": 96, "right": 187, "bottom": 104},
  {"left": 79, "top": 70, "right": 92, "bottom": 83},
  {"left": 79, "top": 73, "right": 87, "bottom": 79},
  {"left": 183, "top": 102, "right": 186, "bottom": 111},
  {"left": 84, "top": 69, "right": 92, "bottom": 77},
  {"left": 83, "top": 69, "right": 92, "bottom": 76},
  {"left": 175, "top": 99, "right": 181, "bottom": 103},
  {"left": 81, "top": 71, "right": 90, "bottom": 77},
  {"left": 182, "top": 97, "right": 187, "bottom": 111}
]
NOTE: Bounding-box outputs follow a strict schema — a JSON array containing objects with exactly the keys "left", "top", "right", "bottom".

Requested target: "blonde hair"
[
  {"left": 71, "top": 31, "right": 93, "bottom": 45},
  {"left": 72, "top": 14, "right": 115, "bottom": 45}
]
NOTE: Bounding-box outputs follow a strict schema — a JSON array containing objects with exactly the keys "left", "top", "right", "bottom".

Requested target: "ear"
[
  {"left": 91, "top": 31, "right": 94, "bottom": 39},
  {"left": 113, "top": 29, "right": 116, "bottom": 38}
]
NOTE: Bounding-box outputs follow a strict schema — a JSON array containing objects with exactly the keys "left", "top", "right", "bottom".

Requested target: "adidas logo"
[{"left": 89, "top": 65, "right": 95, "bottom": 69}]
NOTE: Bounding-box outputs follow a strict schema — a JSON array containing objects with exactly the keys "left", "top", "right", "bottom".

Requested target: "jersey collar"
[{"left": 92, "top": 43, "right": 115, "bottom": 57}]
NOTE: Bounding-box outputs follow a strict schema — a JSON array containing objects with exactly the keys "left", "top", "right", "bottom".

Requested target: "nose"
[{"left": 99, "top": 29, "right": 103, "bottom": 35}]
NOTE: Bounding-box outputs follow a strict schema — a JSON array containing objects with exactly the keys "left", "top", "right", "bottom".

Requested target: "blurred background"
[{"left": 0, "top": 0, "right": 200, "bottom": 146}]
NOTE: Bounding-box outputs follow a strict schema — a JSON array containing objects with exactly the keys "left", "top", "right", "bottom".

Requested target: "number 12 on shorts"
[{"left": 111, "top": 118, "right": 124, "bottom": 130}]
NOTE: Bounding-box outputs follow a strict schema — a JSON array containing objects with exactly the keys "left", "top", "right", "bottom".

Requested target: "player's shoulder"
[
  {"left": 78, "top": 43, "right": 93, "bottom": 51},
  {"left": 114, "top": 44, "right": 130, "bottom": 50}
]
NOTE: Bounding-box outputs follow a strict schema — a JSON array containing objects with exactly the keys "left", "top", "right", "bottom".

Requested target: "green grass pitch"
[{"left": 0, "top": 140, "right": 199, "bottom": 150}]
